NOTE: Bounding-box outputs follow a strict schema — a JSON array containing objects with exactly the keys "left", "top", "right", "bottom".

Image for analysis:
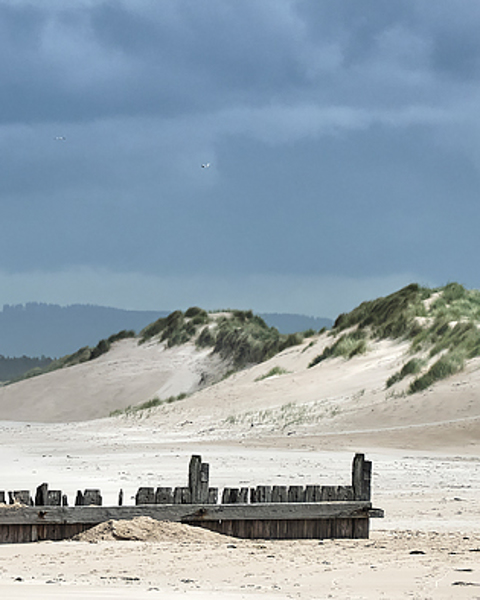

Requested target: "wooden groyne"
[{"left": 0, "top": 453, "right": 383, "bottom": 543}]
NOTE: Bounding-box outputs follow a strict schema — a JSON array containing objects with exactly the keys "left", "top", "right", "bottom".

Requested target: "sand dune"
[{"left": 1, "top": 331, "right": 479, "bottom": 451}]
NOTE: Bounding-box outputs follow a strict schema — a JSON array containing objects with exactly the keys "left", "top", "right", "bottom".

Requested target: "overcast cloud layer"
[{"left": 1, "top": 0, "right": 479, "bottom": 318}]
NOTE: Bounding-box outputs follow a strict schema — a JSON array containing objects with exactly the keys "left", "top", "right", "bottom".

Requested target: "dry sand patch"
[{"left": 0, "top": 529, "right": 479, "bottom": 599}]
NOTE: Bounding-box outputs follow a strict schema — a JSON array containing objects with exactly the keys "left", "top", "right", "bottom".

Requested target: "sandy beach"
[{"left": 1, "top": 334, "right": 479, "bottom": 598}]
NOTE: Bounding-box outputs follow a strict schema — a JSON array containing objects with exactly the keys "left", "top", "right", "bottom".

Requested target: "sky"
[{"left": 1, "top": 0, "right": 480, "bottom": 319}]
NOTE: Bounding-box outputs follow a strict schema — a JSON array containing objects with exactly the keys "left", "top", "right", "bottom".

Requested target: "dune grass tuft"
[
  {"left": 255, "top": 366, "right": 290, "bottom": 381},
  {"left": 308, "top": 329, "right": 368, "bottom": 368}
]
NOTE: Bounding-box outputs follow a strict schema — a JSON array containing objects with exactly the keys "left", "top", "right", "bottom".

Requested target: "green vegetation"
[
  {"left": 138, "top": 316, "right": 167, "bottom": 343},
  {"left": 309, "top": 329, "right": 368, "bottom": 367},
  {"left": 139, "top": 308, "right": 304, "bottom": 367},
  {"left": 255, "top": 366, "right": 290, "bottom": 381},
  {"left": 308, "top": 282, "right": 480, "bottom": 394},
  {"left": 107, "top": 330, "right": 136, "bottom": 344},
  {"left": 208, "top": 311, "right": 304, "bottom": 368},
  {"left": 386, "top": 358, "right": 425, "bottom": 388},
  {"left": 110, "top": 392, "right": 188, "bottom": 417},
  {"left": 139, "top": 309, "right": 199, "bottom": 347},
  {"left": 211, "top": 312, "right": 280, "bottom": 367},
  {"left": 184, "top": 306, "right": 209, "bottom": 323},
  {"left": 408, "top": 351, "right": 465, "bottom": 394},
  {"left": 8, "top": 305, "right": 312, "bottom": 387},
  {"left": 191, "top": 310, "right": 306, "bottom": 369},
  {"left": 333, "top": 283, "right": 427, "bottom": 339}
]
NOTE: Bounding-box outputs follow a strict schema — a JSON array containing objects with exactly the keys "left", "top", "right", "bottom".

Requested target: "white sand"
[{"left": 0, "top": 333, "right": 479, "bottom": 598}]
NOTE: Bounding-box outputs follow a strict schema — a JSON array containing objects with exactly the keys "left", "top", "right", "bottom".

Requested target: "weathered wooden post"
[
  {"left": 208, "top": 488, "right": 218, "bottom": 504},
  {"left": 155, "top": 487, "right": 173, "bottom": 504},
  {"left": 251, "top": 485, "right": 272, "bottom": 503},
  {"left": 272, "top": 485, "right": 288, "bottom": 502},
  {"left": 11, "top": 491, "right": 31, "bottom": 505},
  {"left": 136, "top": 487, "right": 155, "bottom": 505},
  {"left": 189, "top": 455, "right": 210, "bottom": 503},
  {"left": 222, "top": 488, "right": 248, "bottom": 503},
  {"left": 288, "top": 485, "right": 305, "bottom": 502},
  {"left": 352, "top": 453, "right": 372, "bottom": 501},
  {"left": 35, "top": 483, "right": 49, "bottom": 506},
  {"left": 47, "top": 490, "right": 62, "bottom": 506},
  {"left": 174, "top": 487, "right": 192, "bottom": 504},
  {"left": 83, "top": 489, "right": 102, "bottom": 506}
]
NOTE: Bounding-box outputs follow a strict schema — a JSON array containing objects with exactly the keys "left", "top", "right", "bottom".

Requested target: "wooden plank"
[
  {"left": 353, "top": 517, "right": 370, "bottom": 539},
  {"left": 0, "top": 501, "right": 376, "bottom": 525},
  {"left": 191, "top": 518, "right": 364, "bottom": 540}
]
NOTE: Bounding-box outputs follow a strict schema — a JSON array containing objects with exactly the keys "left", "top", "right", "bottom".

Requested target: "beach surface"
[{"left": 0, "top": 334, "right": 479, "bottom": 598}]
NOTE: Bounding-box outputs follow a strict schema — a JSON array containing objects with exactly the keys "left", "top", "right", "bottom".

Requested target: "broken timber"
[{"left": 0, "top": 453, "right": 383, "bottom": 543}]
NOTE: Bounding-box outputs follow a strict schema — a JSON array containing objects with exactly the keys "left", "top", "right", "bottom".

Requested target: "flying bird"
[{"left": 201, "top": 162, "right": 210, "bottom": 168}]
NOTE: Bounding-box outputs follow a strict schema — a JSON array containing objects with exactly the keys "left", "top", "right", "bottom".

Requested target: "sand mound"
[{"left": 73, "top": 516, "right": 229, "bottom": 543}]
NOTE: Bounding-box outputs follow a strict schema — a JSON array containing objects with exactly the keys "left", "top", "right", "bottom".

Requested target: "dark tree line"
[{"left": 0, "top": 355, "right": 53, "bottom": 382}]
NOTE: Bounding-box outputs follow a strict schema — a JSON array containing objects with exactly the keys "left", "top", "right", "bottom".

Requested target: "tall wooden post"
[
  {"left": 352, "top": 453, "right": 372, "bottom": 501},
  {"left": 189, "top": 455, "right": 210, "bottom": 503},
  {"left": 35, "top": 483, "right": 49, "bottom": 506}
]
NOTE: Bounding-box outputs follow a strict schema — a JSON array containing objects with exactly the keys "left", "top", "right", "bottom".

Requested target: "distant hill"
[
  {"left": 0, "top": 303, "right": 332, "bottom": 359},
  {"left": 0, "top": 303, "right": 169, "bottom": 357},
  {"left": 260, "top": 313, "right": 332, "bottom": 334}
]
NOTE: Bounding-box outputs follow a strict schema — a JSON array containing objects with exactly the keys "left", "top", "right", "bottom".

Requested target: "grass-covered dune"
[
  {"left": 309, "top": 282, "right": 480, "bottom": 393},
  {"left": 9, "top": 308, "right": 315, "bottom": 385},
  {"left": 8, "top": 283, "right": 480, "bottom": 397}
]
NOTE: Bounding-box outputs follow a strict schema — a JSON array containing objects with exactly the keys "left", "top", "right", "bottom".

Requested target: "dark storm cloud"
[
  {"left": 1, "top": 0, "right": 477, "bottom": 125},
  {"left": 0, "top": 1, "right": 312, "bottom": 123},
  {"left": 1, "top": 0, "right": 480, "bottom": 313}
]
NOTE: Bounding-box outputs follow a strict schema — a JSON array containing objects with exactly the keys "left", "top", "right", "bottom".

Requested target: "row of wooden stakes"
[{"left": 0, "top": 453, "right": 372, "bottom": 508}]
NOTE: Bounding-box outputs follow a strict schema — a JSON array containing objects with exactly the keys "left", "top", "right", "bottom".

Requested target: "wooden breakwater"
[{"left": 0, "top": 453, "right": 383, "bottom": 543}]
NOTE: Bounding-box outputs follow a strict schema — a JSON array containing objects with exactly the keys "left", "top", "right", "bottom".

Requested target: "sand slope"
[
  {"left": 0, "top": 339, "right": 227, "bottom": 422},
  {"left": 0, "top": 332, "right": 479, "bottom": 450}
]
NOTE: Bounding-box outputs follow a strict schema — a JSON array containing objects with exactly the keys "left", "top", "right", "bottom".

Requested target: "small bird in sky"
[
  {"left": 201, "top": 162, "right": 210, "bottom": 168},
  {"left": 54, "top": 136, "right": 66, "bottom": 141}
]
